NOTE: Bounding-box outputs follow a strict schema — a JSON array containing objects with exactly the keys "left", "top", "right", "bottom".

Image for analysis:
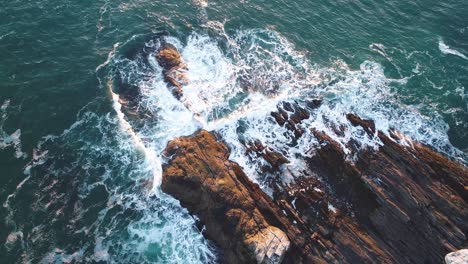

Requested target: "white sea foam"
[
  {"left": 439, "top": 39, "right": 468, "bottom": 60},
  {"left": 114, "top": 29, "right": 464, "bottom": 188},
  {"left": 0, "top": 31, "right": 14, "bottom": 41},
  {"left": 91, "top": 35, "right": 467, "bottom": 257},
  {"left": 328, "top": 203, "right": 337, "bottom": 213},
  {"left": 0, "top": 100, "right": 27, "bottom": 158},
  {"left": 40, "top": 247, "right": 87, "bottom": 264},
  {"left": 108, "top": 80, "right": 163, "bottom": 189},
  {"left": 4, "top": 104, "right": 217, "bottom": 263},
  {"left": 192, "top": 0, "right": 208, "bottom": 8},
  {"left": 181, "top": 34, "right": 239, "bottom": 120},
  {"left": 157, "top": 32, "right": 369, "bottom": 188}
]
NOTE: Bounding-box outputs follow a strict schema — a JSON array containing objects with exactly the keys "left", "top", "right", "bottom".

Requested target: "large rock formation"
[
  {"left": 271, "top": 104, "right": 468, "bottom": 263},
  {"left": 162, "top": 131, "right": 290, "bottom": 264},
  {"left": 161, "top": 107, "right": 468, "bottom": 263}
]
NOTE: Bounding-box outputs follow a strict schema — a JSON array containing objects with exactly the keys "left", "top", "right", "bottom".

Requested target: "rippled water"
[{"left": 1, "top": 0, "right": 467, "bottom": 263}]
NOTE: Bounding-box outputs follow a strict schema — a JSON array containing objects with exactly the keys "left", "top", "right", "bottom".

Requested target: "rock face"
[
  {"left": 156, "top": 43, "right": 188, "bottom": 99},
  {"left": 301, "top": 114, "right": 468, "bottom": 263},
  {"left": 161, "top": 107, "right": 468, "bottom": 263},
  {"left": 162, "top": 130, "right": 290, "bottom": 264}
]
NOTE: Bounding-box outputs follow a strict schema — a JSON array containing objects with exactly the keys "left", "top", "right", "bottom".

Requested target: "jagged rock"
[
  {"left": 306, "top": 99, "right": 323, "bottom": 109},
  {"left": 160, "top": 92, "right": 467, "bottom": 264},
  {"left": 346, "top": 113, "right": 376, "bottom": 136},
  {"left": 115, "top": 83, "right": 143, "bottom": 119},
  {"left": 300, "top": 114, "right": 468, "bottom": 263},
  {"left": 445, "top": 249, "right": 468, "bottom": 264},
  {"left": 270, "top": 101, "right": 317, "bottom": 139},
  {"left": 156, "top": 43, "right": 188, "bottom": 99},
  {"left": 161, "top": 130, "right": 399, "bottom": 263},
  {"left": 111, "top": 79, "right": 157, "bottom": 130},
  {"left": 156, "top": 44, "right": 184, "bottom": 69},
  {"left": 162, "top": 130, "right": 290, "bottom": 264},
  {"left": 246, "top": 140, "right": 289, "bottom": 171}
]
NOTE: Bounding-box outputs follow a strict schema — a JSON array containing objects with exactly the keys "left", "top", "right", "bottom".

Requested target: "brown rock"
[
  {"left": 270, "top": 101, "right": 312, "bottom": 139},
  {"left": 346, "top": 113, "right": 376, "bottom": 136},
  {"left": 271, "top": 111, "right": 286, "bottom": 126},
  {"left": 156, "top": 44, "right": 188, "bottom": 99},
  {"left": 160, "top": 113, "right": 468, "bottom": 263},
  {"left": 161, "top": 130, "right": 399, "bottom": 263},
  {"left": 162, "top": 131, "right": 290, "bottom": 264},
  {"left": 156, "top": 45, "right": 184, "bottom": 69},
  {"left": 246, "top": 140, "right": 289, "bottom": 171},
  {"left": 303, "top": 114, "right": 468, "bottom": 263}
]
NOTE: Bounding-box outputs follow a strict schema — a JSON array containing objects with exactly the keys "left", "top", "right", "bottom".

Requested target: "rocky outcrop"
[
  {"left": 156, "top": 43, "right": 188, "bottom": 99},
  {"left": 161, "top": 130, "right": 370, "bottom": 263},
  {"left": 162, "top": 131, "right": 290, "bottom": 264},
  {"left": 118, "top": 37, "right": 467, "bottom": 263},
  {"left": 161, "top": 106, "right": 468, "bottom": 263},
  {"left": 112, "top": 42, "right": 191, "bottom": 127},
  {"left": 277, "top": 110, "right": 467, "bottom": 263}
]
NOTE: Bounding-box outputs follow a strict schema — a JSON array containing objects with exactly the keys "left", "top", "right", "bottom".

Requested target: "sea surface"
[{"left": 0, "top": 0, "right": 467, "bottom": 263}]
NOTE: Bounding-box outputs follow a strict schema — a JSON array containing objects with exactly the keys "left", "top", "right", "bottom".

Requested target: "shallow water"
[{"left": 0, "top": 0, "right": 467, "bottom": 263}]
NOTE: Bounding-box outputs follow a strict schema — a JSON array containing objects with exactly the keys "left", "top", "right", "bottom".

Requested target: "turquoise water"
[{"left": 0, "top": 0, "right": 467, "bottom": 263}]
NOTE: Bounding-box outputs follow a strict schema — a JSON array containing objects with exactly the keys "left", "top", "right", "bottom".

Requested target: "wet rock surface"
[
  {"left": 270, "top": 101, "right": 316, "bottom": 139},
  {"left": 162, "top": 130, "right": 290, "bottom": 264},
  {"left": 246, "top": 140, "right": 289, "bottom": 172},
  {"left": 161, "top": 107, "right": 467, "bottom": 263},
  {"left": 156, "top": 43, "right": 188, "bottom": 99}
]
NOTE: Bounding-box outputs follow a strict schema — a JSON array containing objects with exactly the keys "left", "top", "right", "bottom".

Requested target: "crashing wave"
[{"left": 439, "top": 39, "right": 468, "bottom": 60}]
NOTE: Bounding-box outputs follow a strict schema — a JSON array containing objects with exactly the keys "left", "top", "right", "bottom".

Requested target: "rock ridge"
[{"left": 161, "top": 112, "right": 467, "bottom": 263}]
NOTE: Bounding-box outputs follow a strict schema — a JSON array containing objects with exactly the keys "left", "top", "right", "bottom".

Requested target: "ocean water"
[{"left": 0, "top": 0, "right": 467, "bottom": 263}]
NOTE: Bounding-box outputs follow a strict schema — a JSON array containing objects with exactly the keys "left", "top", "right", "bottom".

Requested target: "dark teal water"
[{"left": 0, "top": 0, "right": 467, "bottom": 263}]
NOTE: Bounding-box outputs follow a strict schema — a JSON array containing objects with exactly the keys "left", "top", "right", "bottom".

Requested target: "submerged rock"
[
  {"left": 4, "top": 231, "right": 23, "bottom": 252},
  {"left": 270, "top": 101, "right": 316, "bottom": 139}
]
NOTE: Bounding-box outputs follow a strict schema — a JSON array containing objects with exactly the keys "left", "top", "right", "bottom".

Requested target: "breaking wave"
[
  {"left": 105, "top": 27, "right": 464, "bottom": 189},
  {"left": 3, "top": 101, "right": 217, "bottom": 263},
  {"left": 439, "top": 39, "right": 468, "bottom": 60},
  {"left": 0, "top": 100, "right": 27, "bottom": 159}
]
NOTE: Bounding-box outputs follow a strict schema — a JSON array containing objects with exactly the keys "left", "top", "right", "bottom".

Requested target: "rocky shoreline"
[
  {"left": 116, "top": 41, "right": 468, "bottom": 263},
  {"left": 160, "top": 122, "right": 467, "bottom": 263}
]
